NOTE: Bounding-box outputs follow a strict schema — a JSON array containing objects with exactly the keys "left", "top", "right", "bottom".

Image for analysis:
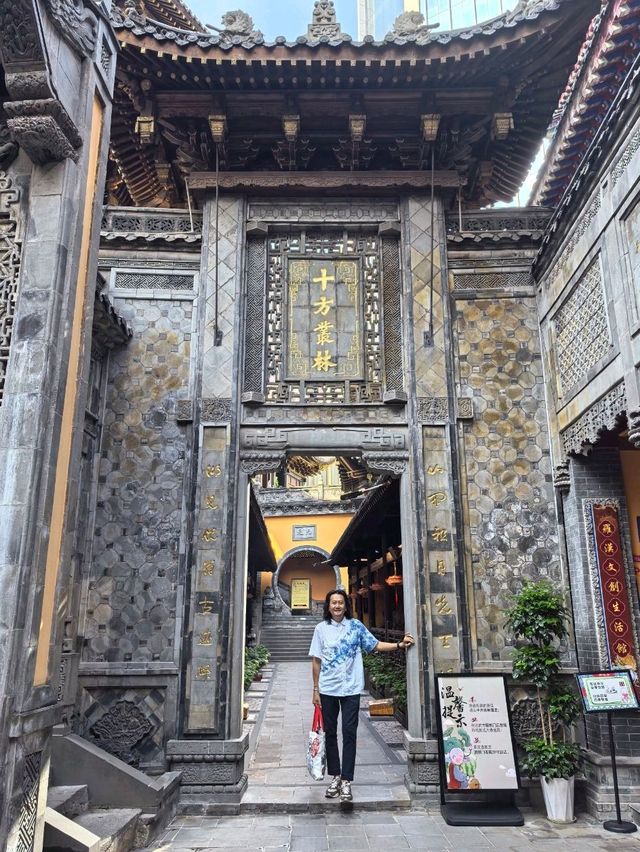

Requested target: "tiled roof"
[
  {"left": 112, "top": 0, "right": 581, "bottom": 54},
  {"left": 531, "top": 0, "right": 640, "bottom": 207}
]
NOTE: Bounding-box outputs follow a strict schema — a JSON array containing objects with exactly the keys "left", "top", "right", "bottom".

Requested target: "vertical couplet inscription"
[
  {"left": 187, "top": 427, "right": 226, "bottom": 731},
  {"left": 424, "top": 430, "right": 459, "bottom": 670},
  {"left": 590, "top": 503, "right": 639, "bottom": 682},
  {"left": 286, "top": 259, "right": 362, "bottom": 380}
]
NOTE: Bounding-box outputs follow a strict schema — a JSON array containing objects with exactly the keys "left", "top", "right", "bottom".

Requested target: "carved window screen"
[{"left": 265, "top": 231, "right": 383, "bottom": 404}]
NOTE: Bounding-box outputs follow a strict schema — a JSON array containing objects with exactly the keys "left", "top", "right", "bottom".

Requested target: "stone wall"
[
  {"left": 447, "top": 245, "right": 563, "bottom": 670},
  {"left": 76, "top": 267, "right": 198, "bottom": 769}
]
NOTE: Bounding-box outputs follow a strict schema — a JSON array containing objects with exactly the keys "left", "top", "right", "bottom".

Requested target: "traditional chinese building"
[{"left": 2, "top": 0, "right": 640, "bottom": 847}]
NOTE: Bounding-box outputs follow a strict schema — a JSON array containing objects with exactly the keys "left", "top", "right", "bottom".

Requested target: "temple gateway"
[{"left": 1, "top": 0, "right": 640, "bottom": 847}]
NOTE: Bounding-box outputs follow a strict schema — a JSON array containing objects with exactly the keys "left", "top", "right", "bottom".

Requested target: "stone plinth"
[{"left": 167, "top": 735, "right": 249, "bottom": 805}]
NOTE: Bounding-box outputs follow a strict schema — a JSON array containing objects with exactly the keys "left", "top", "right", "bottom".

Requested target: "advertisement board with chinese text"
[
  {"left": 576, "top": 670, "right": 640, "bottom": 713},
  {"left": 435, "top": 673, "right": 520, "bottom": 793}
]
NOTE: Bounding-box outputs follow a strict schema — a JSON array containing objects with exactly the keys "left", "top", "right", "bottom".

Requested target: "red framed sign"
[{"left": 591, "top": 504, "right": 638, "bottom": 679}]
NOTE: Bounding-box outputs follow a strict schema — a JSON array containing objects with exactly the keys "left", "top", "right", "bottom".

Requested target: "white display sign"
[
  {"left": 292, "top": 524, "right": 316, "bottom": 541},
  {"left": 577, "top": 671, "right": 640, "bottom": 713},
  {"left": 436, "top": 674, "right": 519, "bottom": 792}
]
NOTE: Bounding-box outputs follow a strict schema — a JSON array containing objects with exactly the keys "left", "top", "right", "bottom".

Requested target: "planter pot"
[{"left": 541, "top": 776, "right": 575, "bottom": 824}]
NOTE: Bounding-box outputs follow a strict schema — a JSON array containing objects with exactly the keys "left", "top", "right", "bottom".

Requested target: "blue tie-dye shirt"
[{"left": 308, "top": 618, "right": 378, "bottom": 697}]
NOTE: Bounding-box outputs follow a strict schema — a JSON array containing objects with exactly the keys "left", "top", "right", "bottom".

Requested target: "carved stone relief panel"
[
  {"left": 0, "top": 171, "right": 22, "bottom": 408},
  {"left": 247, "top": 200, "right": 399, "bottom": 223},
  {"left": 553, "top": 256, "right": 612, "bottom": 398},
  {"left": 16, "top": 751, "right": 42, "bottom": 852},
  {"left": 561, "top": 383, "right": 627, "bottom": 456}
]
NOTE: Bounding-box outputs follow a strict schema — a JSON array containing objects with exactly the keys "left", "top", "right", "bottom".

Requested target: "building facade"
[{"left": 1, "top": 0, "right": 640, "bottom": 848}]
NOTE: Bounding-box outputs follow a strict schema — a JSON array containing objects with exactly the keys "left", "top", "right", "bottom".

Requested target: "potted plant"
[{"left": 506, "top": 581, "right": 582, "bottom": 823}]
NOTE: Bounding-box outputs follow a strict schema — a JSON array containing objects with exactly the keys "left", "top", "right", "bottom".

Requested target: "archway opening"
[{"left": 241, "top": 452, "right": 411, "bottom": 808}]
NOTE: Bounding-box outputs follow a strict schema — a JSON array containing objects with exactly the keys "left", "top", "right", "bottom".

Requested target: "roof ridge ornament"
[
  {"left": 308, "top": 0, "right": 344, "bottom": 40},
  {"left": 386, "top": 11, "right": 439, "bottom": 41},
  {"left": 207, "top": 9, "right": 263, "bottom": 44}
]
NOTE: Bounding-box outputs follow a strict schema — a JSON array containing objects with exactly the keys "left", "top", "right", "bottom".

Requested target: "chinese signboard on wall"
[
  {"left": 292, "top": 524, "right": 317, "bottom": 541},
  {"left": 286, "top": 259, "right": 362, "bottom": 380},
  {"left": 590, "top": 504, "right": 638, "bottom": 677},
  {"left": 435, "top": 674, "right": 519, "bottom": 792},
  {"left": 577, "top": 671, "right": 640, "bottom": 713}
]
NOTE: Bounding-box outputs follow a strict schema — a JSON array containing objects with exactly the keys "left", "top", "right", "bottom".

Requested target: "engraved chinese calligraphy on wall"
[{"left": 286, "top": 258, "right": 362, "bottom": 380}]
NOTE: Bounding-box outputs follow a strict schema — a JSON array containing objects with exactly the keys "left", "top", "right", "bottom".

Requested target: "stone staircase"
[
  {"left": 260, "top": 615, "right": 319, "bottom": 661},
  {"left": 43, "top": 731, "right": 180, "bottom": 851},
  {"left": 44, "top": 785, "right": 140, "bottom": 852}
]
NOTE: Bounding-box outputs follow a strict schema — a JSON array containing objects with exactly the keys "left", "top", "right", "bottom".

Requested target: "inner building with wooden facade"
[{"left": 2, "top": 0, "right": 640, "bottom": 846}]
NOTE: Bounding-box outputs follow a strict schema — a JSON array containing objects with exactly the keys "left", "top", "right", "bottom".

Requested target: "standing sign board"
[
  {"left": 575, "top": 670, "right": 639, "bottom": 834},
  {"left": 291, "top": 578, "right": 311, "bottom": 610},
  {"left": 435, "top": 673, "right": 522, "bottom": 826},
  {"left": 577, "top": 671, "right": 639, "bottom": 713}
]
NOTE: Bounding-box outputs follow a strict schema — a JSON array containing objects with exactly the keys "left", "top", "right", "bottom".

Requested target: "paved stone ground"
[{"left": 147, "top": 663, "right": 640, "bottom": 851}]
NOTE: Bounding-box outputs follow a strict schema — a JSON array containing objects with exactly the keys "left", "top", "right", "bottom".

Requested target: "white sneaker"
[
  {"left": 325, "top": 775, "right": 341, "bottom": 798},
  {"left": 340, "top": 780, "right": 353, "bottom": 802}
]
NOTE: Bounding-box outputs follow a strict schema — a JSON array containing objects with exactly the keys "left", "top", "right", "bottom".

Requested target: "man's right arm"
[{"left": 311, "top": 656, "right": 321, "bottom": 706}]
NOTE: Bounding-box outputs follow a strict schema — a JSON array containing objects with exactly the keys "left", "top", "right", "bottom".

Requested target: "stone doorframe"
[
  {"left": 271, "top": 546, "right": 335, "bottom": 611},
  {"left": 232, "top": 424, "right": 435, "bottom": 793}
]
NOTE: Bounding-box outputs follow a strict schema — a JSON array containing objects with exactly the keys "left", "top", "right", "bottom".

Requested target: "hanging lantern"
[
  {"left": 385, "top": 561, "right": 403, "bottom": 586},
  {"left": 370, "top": 582, "right": 384, "bottom": 592}
]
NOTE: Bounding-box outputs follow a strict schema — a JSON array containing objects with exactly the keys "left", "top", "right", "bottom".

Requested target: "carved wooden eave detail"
[
  {"left": 188, "top": 170, "right": 464, "bottom": 195},
  {"left": 107, "top": 0, "right": 598, "bottom": 207}
]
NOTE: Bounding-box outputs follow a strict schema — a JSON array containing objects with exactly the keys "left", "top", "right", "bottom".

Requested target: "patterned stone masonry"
[
  {"left": 83, "top": 296, "right": 193, "bottom": 664},
  {"left": 187, "top": 426, "right": 227, "bottom": 733},
  {"left": 423, "top": 428, "right": 460, "bottom": 672},
  {"left": 553, "top": 256, "right": 612, "bottom": 398},
  {"left": 455, "top": 296, "right": 559, "bottom": 665},
  {"left": 406, "top": 197, "right": 447, "bottom": 399}
]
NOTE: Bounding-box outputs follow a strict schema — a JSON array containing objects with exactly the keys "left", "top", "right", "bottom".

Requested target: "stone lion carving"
[
  {"left": 208, "top": 10, "right": 263, "bottom": 41},
  {"left": 387, "top": 10, "right": 438, "bottom": 39}
]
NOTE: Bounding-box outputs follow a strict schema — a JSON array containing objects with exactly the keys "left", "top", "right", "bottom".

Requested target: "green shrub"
[
  {"left": 364, "top": 653, "right": 407, "bottom": 713},
  {"left": 244, "top": 644, "right": 270, "bottom": 690},
  {"left": 505, "top": 581, "right": 582, "bottom": 779}
]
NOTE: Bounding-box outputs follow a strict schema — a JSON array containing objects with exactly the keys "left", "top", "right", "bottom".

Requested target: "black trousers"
[{"left": 320, "top": 693, "right": 360, "bottom": 782}]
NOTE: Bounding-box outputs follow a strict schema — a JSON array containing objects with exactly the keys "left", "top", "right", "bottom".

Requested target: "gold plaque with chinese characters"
[{"left": 286, "top": 259, "right": 362, "bottom": 380}]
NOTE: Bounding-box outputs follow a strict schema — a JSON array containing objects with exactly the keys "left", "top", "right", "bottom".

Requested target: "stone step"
[
  {"left": 44, "top": 807, "right": 141, "bottom": 852},
  {"left": 47, "top": 785, "right": 89, "bottom": 819},
  {"left": 199, "top": 783, "right": 411, "bottom": 815}
]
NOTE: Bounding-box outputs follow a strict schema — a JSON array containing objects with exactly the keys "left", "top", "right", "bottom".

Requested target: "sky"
[{"left": 195, "top": 0, "right": 358, "bottom": 41}]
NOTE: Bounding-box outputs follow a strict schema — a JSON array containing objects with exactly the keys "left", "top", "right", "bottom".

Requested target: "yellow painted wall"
[
  {"left": 621, "top": 450, "right": 640, "bottom": 599},
  {"left": 260, "top": 512, "right": 353, "bottom": 596},
  {"left": 279, "top": 561, "right": 337, "bottom": 600}
]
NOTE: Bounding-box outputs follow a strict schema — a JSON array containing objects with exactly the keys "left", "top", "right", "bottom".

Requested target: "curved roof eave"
[{"left": 110, "top": 0, "right": 583, "bottom": 64}]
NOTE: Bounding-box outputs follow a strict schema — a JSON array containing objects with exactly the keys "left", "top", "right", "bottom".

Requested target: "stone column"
[
  {"left": 0, "top": 3, "right": 117, "bottom": 845},
  {"left": 167, "top": 194, "right": 251, "bottom": 804}
]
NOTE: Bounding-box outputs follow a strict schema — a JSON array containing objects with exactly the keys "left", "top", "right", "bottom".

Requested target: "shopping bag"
[{"left": 306, "top": 705, "right": 326, "bottom": 781}]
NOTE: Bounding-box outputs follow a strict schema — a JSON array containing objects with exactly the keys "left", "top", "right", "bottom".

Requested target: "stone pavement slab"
[
  {"left": 145, "top": 810, "right": 640, "bottom": 851},
  {"left": 145, "top": 663, "right": 640, "bottom": 849}
]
